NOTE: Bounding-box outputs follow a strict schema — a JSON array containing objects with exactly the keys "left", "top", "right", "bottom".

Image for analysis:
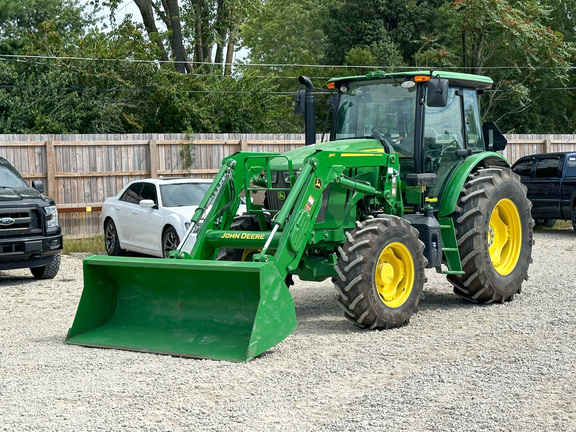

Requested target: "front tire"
[
  {"left": 30, "top": 253, "right": 61, "bottom": 279},
  {"left": 162, "top": 226, "right": 179, "bottom": 258},
  {"left": 218, "top": 214, "right": 269, "bottom": 261},
  {"left": 334, "top": 216, "right": 426, "bottom": 329},
  {"left": 448, "top": 168, "right": 533, "bottom": 303}
]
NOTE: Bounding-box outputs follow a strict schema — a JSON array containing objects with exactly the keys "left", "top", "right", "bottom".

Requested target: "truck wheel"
[
  {"left": 162, "top": 226, "right": 179, "bottom": 258},
  {"left": 535, "top": 218, "right": 556, "bottom": 228},
  {"left": 104, "top": 219, "right": 124, "bottom": 256},
  {"left": 30, "top": 253, "right": 61, "bottom": 279},
  {"left": 334, "top": 216, "right": 426, "bottom": 329},
  {"left": 448, "top": 168, "right": 533, "bottom": 303},
  {"left": 572, "top": 207, "right": 576, "bottom": 233}
]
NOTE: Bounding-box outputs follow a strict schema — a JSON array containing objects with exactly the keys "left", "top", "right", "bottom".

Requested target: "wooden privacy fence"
[
  {"left": 1, "top": 133, "right": 575, "bottom": 237},
  {"left": 0, "top": 133, "right": 308, "bottom": 236}
]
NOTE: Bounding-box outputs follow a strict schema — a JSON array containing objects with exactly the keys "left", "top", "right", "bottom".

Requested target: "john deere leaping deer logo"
[
  {"left": 277, "top": 191, "right": 286, "bottom": 200},
  {"left": 314, "top": 178, "right": 322, "bottom": 190}
]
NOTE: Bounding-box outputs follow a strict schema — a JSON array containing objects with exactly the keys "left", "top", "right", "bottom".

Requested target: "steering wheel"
[
  {"left": 371, "top": 126, "right": 404, "bottom": 138},
  {"left": 371, "top": 126, "right": 408, "bottom": 155}
]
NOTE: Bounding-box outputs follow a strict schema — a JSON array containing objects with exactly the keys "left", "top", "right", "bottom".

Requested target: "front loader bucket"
[{"left": 65, "top": 255, "right": 297, "bottom": 362}]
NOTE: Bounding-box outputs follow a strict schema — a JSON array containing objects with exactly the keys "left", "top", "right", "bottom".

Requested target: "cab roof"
[{"left": 328, "top": 70, "right": 493, "bottom": 90}]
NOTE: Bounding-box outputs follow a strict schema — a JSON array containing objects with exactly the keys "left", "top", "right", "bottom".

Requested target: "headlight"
[
  {"left": 186, "top": 221, "right": 202, "bottom": 233},
  {"left": 44, "top": 205, "right": 59, "bottom": 228}
]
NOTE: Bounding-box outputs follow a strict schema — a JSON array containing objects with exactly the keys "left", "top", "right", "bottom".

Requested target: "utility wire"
[
  {"left": 0, "top": 53, "right": 572, "bottom": 71},
  {"left": 0, "top": 83, "right": 574, "bottom": 94}
]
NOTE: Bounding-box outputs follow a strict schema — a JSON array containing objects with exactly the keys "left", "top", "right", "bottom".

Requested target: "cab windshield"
[{"left": 333, "top": 80, "right": 417, "bottom": 157}]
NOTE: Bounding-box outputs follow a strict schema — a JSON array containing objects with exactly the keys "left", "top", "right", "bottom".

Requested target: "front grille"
[
  {"left": 264, "top": 172, "right": 291, "bottom": 211},
  {"left": 0, "top": 207, "right": 43, "bottom": 238}
]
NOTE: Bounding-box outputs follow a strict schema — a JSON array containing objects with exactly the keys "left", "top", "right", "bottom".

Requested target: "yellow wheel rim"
[
  {"left": 488, "top": 198, "right": 522, "bottom": 275},
  {"left": 241, "top": 249, "right": 259, "bottom": 261},
  {"left": 375, "top": 242, "right": 414, "bottom": 308}
]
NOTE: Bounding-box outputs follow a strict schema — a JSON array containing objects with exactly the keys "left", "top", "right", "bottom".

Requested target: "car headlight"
[
  {"left": 44, "top": 205, "right": 59, "bottom": 229},
  {"left": 185, "top": 221, "right": 202, "bottom": 233}
]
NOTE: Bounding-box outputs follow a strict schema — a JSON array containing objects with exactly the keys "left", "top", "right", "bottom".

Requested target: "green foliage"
[
  {"left": 323, "top": 0, "right": 445, "bottom": 66},
  {"left": 1, "top": 0, "right": 576, "bottom": 134},
  {"left": 241, "top": 0, "right": 331, "bottom": 66}
]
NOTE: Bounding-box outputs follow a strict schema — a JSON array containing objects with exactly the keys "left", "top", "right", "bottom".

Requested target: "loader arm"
[{"left": 190, "top": 149, "right": 402, "bottom": 281}]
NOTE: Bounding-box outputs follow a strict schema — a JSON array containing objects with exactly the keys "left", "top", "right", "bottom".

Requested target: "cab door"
[{"left": 530, "top": 156, "right": 562, "bottom": 217}]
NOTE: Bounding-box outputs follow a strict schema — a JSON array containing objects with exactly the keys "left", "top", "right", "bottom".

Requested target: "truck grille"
[{"left": 0, "top": 208, "right": 43, "bottom": 238}]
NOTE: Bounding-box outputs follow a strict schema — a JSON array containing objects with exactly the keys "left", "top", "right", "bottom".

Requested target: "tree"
[
  {"left": 99, "top": 0, "right": 256, "bottom": 74},
  {"left": 323, "top": 0, "right": 446, "bottom": 67}
]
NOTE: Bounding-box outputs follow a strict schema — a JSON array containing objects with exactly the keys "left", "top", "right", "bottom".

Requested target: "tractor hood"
[{"left": 270, "top": 139, "right": 385, "bottom": 171}]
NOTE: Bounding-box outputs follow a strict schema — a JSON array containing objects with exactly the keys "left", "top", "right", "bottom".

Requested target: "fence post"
[
  {"left": 45, "top": 140, "right": 57, "bottom": 199},
  {"left": 544, "top": 135, "right": 552, "bottom": 153},
  {"left": 149, "top": 140, "right": 158, "bottom": 178},
  {"left": 240, "top": 138, "right": 248, "bottom": 151}
]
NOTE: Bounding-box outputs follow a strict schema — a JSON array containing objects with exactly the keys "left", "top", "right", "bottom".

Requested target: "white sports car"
[{"left": 101, "top": 178, "right": 214, "bottom": 258}]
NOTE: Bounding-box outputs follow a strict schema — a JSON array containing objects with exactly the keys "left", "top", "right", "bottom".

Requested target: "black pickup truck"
[
  {"left": 511, "top": 152, "right": 576, "bottom": 231},
  {"left": 0, "top": 157, "right": 63, "bottom": 278}
]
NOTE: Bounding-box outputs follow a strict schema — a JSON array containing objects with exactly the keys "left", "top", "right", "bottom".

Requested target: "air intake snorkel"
[{"left": 295, "top": 76, "right": 316, "bottom": 146}]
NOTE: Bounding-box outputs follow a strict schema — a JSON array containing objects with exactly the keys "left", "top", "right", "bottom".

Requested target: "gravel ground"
[{"left": 1, "top": 229, "right": 575, "bottom": 431}]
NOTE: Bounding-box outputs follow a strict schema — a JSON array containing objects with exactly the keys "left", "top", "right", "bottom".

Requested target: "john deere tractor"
[{"left": 66, "top": 70, "right": 533, "bottom": 362}]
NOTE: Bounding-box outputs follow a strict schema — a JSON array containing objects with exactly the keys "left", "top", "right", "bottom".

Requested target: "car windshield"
[
  {"left": 334, "top": 79, "right": 416, "bottom": 152},
  {"left": 0, "top": 160, "right": 28, "bottom": 188},
  {"left": 160, "top": 182, "right": 211, "bottom": 207}
]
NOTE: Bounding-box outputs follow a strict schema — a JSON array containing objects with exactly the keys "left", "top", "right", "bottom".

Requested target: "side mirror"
[
  {"left": 32, "top": 180, "right": 44, "bottom": 193},
  {"left": 482, "top": 121, "right": 507, "bottom": 151},
  {"left": 294, "top": 88, "right": 306, "bottom": 116},
  {"left": 426, "top": 78, "right": 449, "bottom": 107},
  {"left": 139, "top": 199, "right": 156, "bottom": 208}
]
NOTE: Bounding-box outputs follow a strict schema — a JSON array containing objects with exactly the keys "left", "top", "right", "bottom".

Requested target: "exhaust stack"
[{"left": 298, "top": 76, "right": 316, "bottom": 146}]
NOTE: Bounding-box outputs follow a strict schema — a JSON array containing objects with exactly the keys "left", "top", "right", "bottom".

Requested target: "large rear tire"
[
  {"left": 334, "top": 216, "right": 426, "bottom": 329},
  {"left": 447, "top": 168, "right": 533, "bottom": 303}
]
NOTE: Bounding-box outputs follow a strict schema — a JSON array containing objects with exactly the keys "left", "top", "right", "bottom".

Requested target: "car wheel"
[
  {"left": 104, "top": 219, "right": 124, "bottom": 256},
  {"left": 162, "top": 226, "right": 179, "bottom": 258}
]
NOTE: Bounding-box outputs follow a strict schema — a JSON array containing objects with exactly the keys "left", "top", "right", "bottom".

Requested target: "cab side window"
[
  {"left": 463, "top": 90, "right": 483, "bottom": 151},
  {"left": 424, "top": 89, "right": 464, "bottom": 150}
]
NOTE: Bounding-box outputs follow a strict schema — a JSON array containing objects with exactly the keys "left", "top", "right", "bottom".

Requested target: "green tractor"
[{"left": 66, "top": 70, "right": 533, "bottom": 362}]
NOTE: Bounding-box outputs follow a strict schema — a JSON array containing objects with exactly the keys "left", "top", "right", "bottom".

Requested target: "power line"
[
  {"left": 0, "top": 84, "right": 306, "bottom": 95},
  {"left": 1, "top": 82, "right": 574, "bottom": 95},
  {"left": 0, "top": 53, "right": 572, "bottom": 71}
]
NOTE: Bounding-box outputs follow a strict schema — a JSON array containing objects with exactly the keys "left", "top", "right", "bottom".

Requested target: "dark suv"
[
  {"left": 0, "top": 157, "right": 63, "bottom": 278},
  {"left": 511, "top": 152, "right": 576, "bottom": 231}
]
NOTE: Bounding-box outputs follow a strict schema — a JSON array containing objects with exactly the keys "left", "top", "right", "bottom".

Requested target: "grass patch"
[
  {"left": 63, "top": 235, "right": 106, "bottom": 254},
  {"left": 536, "top": 220, "right": 573, "bottom": 231},
  {"left": 553, "top": 220, "right": 572, "bottom": 230}
]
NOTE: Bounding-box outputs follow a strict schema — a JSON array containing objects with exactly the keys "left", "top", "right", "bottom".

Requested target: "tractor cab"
[{"left": 328, "top": 71, "right": 507, "bottom": 212}]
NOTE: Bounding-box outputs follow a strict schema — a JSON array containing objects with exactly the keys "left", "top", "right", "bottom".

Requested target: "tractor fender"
[{"left": 437, "top": 152, "right": 509, "bottom": 217}]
